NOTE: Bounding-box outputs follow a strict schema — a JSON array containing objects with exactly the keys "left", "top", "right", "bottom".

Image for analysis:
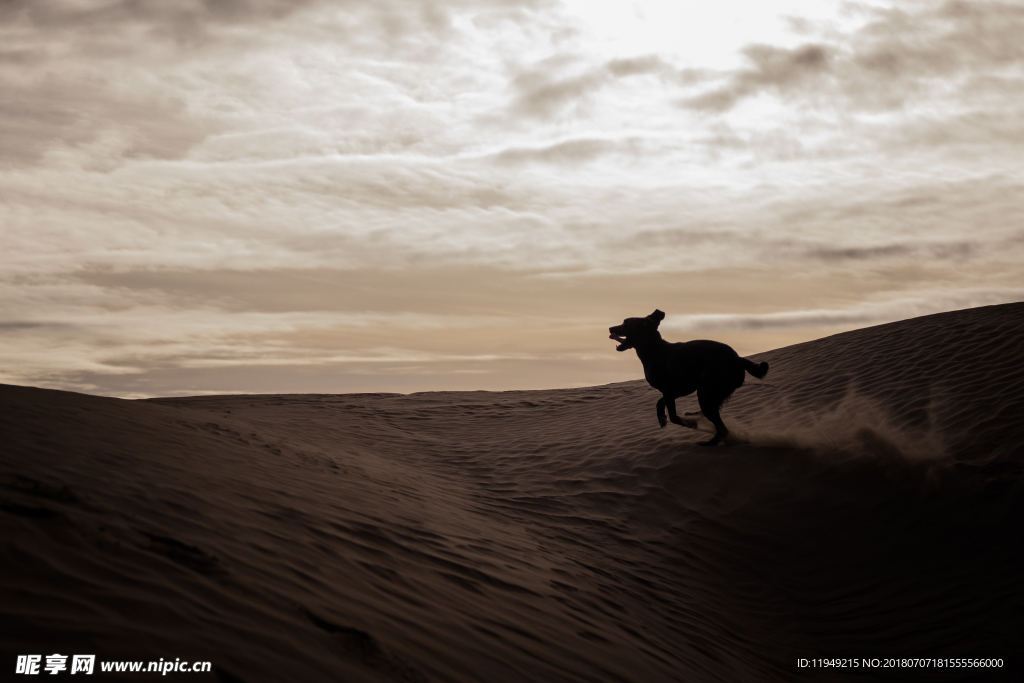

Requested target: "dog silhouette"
[{"left": 609, "top": 309, "right": 768, "bottom": 446}]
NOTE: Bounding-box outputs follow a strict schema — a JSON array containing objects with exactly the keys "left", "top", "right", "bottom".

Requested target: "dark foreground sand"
[{"left": 2, "top": 303, "right": 1023, "bottom": 682}]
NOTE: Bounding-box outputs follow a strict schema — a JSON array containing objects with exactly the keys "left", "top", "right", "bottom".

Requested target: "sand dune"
[{"left": 2, "top": 303, "right": 1023, "bottom": 682}]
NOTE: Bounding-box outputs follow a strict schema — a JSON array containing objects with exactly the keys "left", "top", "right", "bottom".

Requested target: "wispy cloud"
[
  {"left": 508, "top": 54, "right": 682, "bottom": 119},
  {"left": 663, "top": 288, "right": 1024, "bottom": 332},
  {"left": 491, "top": 137, "right": 642, "bottom": 165},
  {"left": 684, "top": 43, "right": 832, "bottom": 112},
  {"left": 684, "top": 1, "right": 1024, "bottom": 117}
]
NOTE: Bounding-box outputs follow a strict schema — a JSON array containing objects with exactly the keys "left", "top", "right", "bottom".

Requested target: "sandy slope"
[{"left": 2, "top": 303, "right": 1023, "bottom": 682}]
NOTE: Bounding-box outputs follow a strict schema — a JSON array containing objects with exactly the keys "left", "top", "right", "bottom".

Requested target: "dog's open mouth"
[{"left": 609, "top": 334, "right": 628, "bottom": 351}]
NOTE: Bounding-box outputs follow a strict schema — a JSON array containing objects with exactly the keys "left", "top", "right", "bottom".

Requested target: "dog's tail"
[{"left": 742, "top": 358, "right": 769, "bottom": 379}]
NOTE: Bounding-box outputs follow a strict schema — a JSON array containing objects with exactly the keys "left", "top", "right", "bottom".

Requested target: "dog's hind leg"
[
  {"left": 666, "top": 397, "right": 698, "bottom": 429},
  {"left": 696, "top": 390, "right": 728, "bottom": 446}
]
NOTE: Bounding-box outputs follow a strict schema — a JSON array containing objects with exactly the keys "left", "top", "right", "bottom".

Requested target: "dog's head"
[{"left": 609, "top": 309, "right": 665, "bottom": 352}]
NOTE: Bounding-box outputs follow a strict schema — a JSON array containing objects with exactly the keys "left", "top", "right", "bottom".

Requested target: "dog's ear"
[{"left": 649, "top": 309, "right": 665, "bottom": 325}]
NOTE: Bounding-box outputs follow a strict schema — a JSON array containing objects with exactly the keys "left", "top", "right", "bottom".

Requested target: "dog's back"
[{"left": 657, "top": 339, "right": 747, "bottom": 397}]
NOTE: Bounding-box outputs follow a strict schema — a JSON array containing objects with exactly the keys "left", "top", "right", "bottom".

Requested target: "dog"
[{"left": 609, "top": 309, "right": 768, "bottom": 446}]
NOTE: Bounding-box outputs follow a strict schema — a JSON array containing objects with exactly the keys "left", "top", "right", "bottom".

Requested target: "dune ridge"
[{"left": 2, "top": 303, "right": 1023, "bottom": 682}]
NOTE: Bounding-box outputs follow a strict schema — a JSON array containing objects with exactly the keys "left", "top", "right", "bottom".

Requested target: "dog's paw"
[
  {"left": 658, "top": 416, "right": 667, "bottom": 428},
  {"left": 680, "top": 419, "right": 698, "bottom": 429}
]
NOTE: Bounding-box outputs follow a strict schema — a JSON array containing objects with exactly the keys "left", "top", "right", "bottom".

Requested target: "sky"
[{"left": 2, "top": 0, "right": 1023, "bottom": 398}]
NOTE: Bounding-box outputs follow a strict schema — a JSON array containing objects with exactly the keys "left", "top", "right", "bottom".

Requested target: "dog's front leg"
[
  {"left": 666, "top": 397, "right": 698, "bottom": 429},
  {"left": 656, "top": 397, "right": 667, "bottom": 428}
]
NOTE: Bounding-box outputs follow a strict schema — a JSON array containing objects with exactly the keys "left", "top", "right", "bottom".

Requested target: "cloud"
[
  {"left": 684, "top": 43, "right": 832, "bottom": 112},
  {"left": 806, "top": 241, "right": 976, "bottom": 262},
  {"left": 0, "top": 77, "right": 215, "bottom": 165},
  {"left": 0, "top": 322, "right": 55, "bottom": 332},
  {"left": 3, "top": 0, "right": 558, "bottom": 52},
  {"left": 491, "top": 137, "right": 635, "bottom": 165},
  {"left": 1, "top": 0, "right": 319, "bottom": 42},
  {"left": 0, "top": 0, "right": 560, "bottom": 167},
  {"left": 509, "top": 54, "right": 678, "bottom": 119},
  {"left": 0, "top": 1, "right": 274, "bottom": 166},
  {"left": 683, "top": 0, "right": 1024, "bottom": 114},
  {"left": 663, "top": 288, "right": 1024, "bottom": 332}
]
